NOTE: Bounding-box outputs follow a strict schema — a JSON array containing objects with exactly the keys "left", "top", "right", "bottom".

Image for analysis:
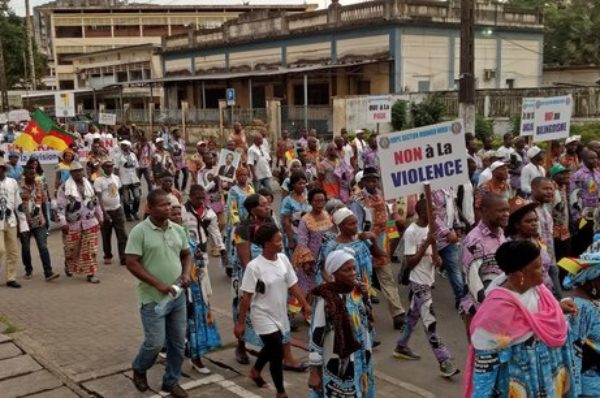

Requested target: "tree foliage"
[
  {"left": 410, "top": 96, "right": 446, "bottom": 128},
  {"left": 510, "top": 0, "right": 600, "bottom": 66},
  {"left": 391, "top": 99, "right": 408, "bottom": 131},
  {"left": 0, "top": 4, "right": 47, "bottom": 89},
  {"left": 475, "top": 114, "right": 495, "bottom": 141}
]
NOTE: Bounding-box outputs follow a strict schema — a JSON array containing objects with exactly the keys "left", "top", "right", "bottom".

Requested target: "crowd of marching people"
[{"left": 0, "top": 118, "right": 599, "bottom": 398}]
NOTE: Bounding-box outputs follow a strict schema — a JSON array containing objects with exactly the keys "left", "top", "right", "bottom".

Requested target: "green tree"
[
  {"left": 510, "top": 0, "right": 600, "bottom": 66},
  {"left": 475, "top": 114, "right": 494, "bottom": 141},
  {"left": 391, "top": 99, "right": 408, "bottom": 131},
  {"left": 410, "top": 96, "right": 446, "bottom": 128},
  {"left": 0, "top": 4, "right": 46, "bottom": 89}
]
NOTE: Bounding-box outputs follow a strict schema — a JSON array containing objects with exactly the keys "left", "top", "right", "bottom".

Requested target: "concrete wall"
[{"left": 544, "top": 68, "right": 600, "bottom": 87}]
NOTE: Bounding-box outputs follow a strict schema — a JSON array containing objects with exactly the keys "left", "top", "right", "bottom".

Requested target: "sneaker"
[
  {"left": 439, "top": 360, "right": 460, "bottom": 378},
  {"left": 158, "top": 351, "right": 167, "bottom": 359},
  {"left": 132, "top": 370, "right": 149, "bottom": 392},
  {"left": 393, "top": 346, "right": 421, "bottom": 360},
  {"left": 191, "top": 362, "right": 211, "bottom": 375},
  {"left": 161, "top": 383, "right": 188, "bottom": 398},
  {"left": 24, "top": 273, "right": 32, "bottom": 280},
  {"left": 6, "top": 281, "right": 21, "bottom": 289},
  {"left": 103, "top": 257, "right": 112, "bottom": 265},
  {"left": 45, "top": 273, "right": 60, "bottom": 282}
]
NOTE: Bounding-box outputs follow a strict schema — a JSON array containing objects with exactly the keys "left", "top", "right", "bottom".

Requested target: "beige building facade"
[
  {"left": 156, "top": 0, "right": 543, "bottom": 115},
  {"left": 33, "top": 0, "right": 314, "bottom": 90}
]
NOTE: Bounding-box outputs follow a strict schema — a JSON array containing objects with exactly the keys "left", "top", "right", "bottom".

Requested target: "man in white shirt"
[
  {"left": 495, "top": 133, "right": 515, "bottom": 163},
  {"left": 94, "top": 160, "right": 128, "bottom": 266},
  {"left": 115, "top": 140, "right": 141, "bottom": 221},
  {"left": 247, "top": 132, "right": 273, "bottom": 191},
  {"left": 353, "top": 130, "right": 367, "bottom": 170},
  {"left": 0, "top": 159, "right": 21, "bottom": 288},
  {"left": 520, "top": 146, "right": 546, "bottom": 197}
]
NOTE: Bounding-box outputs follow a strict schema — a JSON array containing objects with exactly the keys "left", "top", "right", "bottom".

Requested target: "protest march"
[{"left": 0, "top": 95, "right": 598, "bottom": 398}]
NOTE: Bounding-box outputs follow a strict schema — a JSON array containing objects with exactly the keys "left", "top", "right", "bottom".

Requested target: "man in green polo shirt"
[{"left": 125, "top": 189, "right": 191, "bottom": 398}]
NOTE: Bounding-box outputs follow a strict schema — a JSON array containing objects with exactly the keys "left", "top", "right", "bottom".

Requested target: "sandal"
[
  {"left": 87, "top": 275, "right": 100, "bottom": 284},
  {"left": 249, "top": 374, "right": 269, "bottom": 389}
]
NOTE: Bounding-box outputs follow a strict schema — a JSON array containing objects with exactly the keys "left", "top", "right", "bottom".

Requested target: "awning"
[{"left": 120, "top": 59, "right": 388, "bottom": 86}]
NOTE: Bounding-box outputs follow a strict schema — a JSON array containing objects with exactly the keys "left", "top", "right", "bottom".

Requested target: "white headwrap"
[
  {"left": 325, "top": 248, "right": 355, "bottom": 277},
  {"left": 332, "top": 207, "right": 354, "bottom": 226}
]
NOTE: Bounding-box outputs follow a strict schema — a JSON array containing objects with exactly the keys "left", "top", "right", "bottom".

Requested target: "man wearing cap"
[
  {"left": 18, "top": 164, "right": 58, "bottom": 282},
  {"left": 152, "top": 138, "right": 176, "bottom": 185},
  {"left": 520, "top": 146, "right": 546, "bottom": 197},
  {"left": 247, "top": 132, "right": 273, "bottom": 191},
  {"left": 349, "top": 166, "right": 406, "bottom": 329},
  {"left": 569, "top": 148, "right": 600, "bottom": 256},
  {"left": 475, "top": 161, "right": 512, "bottom": 220},
  {"left": 115, "top": 140, "right": 141, "bottom": 221},
  {"left": 6, "top": 152, "right": 23, "bottom": 182},
  {"left": 95, "top": 160, "right": 128, "bottom": 266},
  {"left": 353, "top": 130, "right": 367, "bottom": 170},
  {"left": 561, "top": 135, "right": 581, "bottom": 171},
  {"left": 550, "top": 164, "right": 571, "bottom": 263},
  {"left": 56, "top": 161, "right": 103, "bottom": 283},
  {"left": 0, "top": 158, "right": 22, "bottom": 288}
]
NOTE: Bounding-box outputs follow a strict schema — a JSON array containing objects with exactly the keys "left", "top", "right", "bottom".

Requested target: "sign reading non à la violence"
[
  {"left": 367, "top": 95, "right": 392, "bottom": 123},
  {"left": 520, "top": 97, "right": 538, "bottom": 137},
  {"left": 378, "top": 120, "right": 469, "bottom": 200},
  {"left": 533, "top": 95, "right": 573, "bottom": 143},
  {"left": 98, "top": 112, "right": 117, "bottom": 126}
]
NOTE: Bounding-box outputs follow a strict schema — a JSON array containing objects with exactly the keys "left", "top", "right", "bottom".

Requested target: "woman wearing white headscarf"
[
  {"left": 317, "top": 207, "right": 386, "bottom": 292},
  {"left": 308, "top": 248, "right": 374, "bottom": 398}
]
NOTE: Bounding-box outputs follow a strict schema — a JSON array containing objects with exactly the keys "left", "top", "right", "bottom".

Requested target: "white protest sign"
[
  {"left": 54, "top": 92, "right": 76, "bottom": 117},
  {"left": 98, "top": 112, "right": 117, "bottom": 126},
  {"left": 378, "top": 120, "right": 469, "bottom": 200},
  {"left": 367, "top": 96, "right": 392, "bottom": 123},
  {"left": 520, "top": 97, "right": 538, "bottom": 137},
  {"left": 533, "top": 95, "right": 572, "bottom": 143},
  {"left": 3, "top": 150, "right": 62, "bottom": 165}
]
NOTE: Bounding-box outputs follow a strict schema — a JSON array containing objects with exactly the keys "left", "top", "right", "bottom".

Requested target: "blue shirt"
[{"left": 6, "top": 164, "right": 23, "bottom": 182}]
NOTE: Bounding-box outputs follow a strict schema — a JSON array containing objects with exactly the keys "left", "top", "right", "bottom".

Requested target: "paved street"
[{"left": 0, "top": 181, "right": 467, "bottom": 397}]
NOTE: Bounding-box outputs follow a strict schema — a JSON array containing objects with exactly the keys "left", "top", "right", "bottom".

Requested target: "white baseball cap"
[
  {"left": 565, "top": 135, "right": 581, "bottom": 145},
  {"left": 527, "top": 146, "right": 544, "bottom": 160},
  {"left": 490, "top": 161, "right": 508, "bottom": 172}
]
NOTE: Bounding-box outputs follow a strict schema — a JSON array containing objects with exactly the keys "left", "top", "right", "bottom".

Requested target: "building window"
[
  {"left": 170, "top": 25, "right": 189, "bottom": 35},
  {"left": 130, "top": 69, "right": 143, "bottom": 81},
  {"left": 417, "top": 80, "right": 431, "bottom": 92},
  {"left": 143, "top": 25, "right": 169, "bottom": 36},
  {"left": 59, "top": 80, "right": 75, "bottom": 90},
  {"left": 57, "top": 54, "right": 78, "bottom": 65},
  {"left": 56, "top": 26, "right": 82, "bottom": 38},
  {"left": 357, "top": 80, "right": 370, "bottom": 95},
  {"left": 293, "top": 83, "right": 329, "bottom": 105},
  {"left": 251, "top": 85, "right": 266, "bottom": 109},
  {"left": 506, "top": 78, "right": 515, "bottom": 89},
  {"left": 85, "top": 25, "right": 111, "bottom": 38},
  {"left": 205, "top": 88, "right": 225, "bottom": 108},
  {"left": 114, "top": 26, "right": 140, "bottom": 37}
]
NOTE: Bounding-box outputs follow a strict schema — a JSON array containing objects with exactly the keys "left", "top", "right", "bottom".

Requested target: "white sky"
[{"left": 9, "top": 0, "right": 358, "bottom": 16}]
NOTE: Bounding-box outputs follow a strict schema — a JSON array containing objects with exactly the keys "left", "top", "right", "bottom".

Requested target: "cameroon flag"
[{"left": 14, "top": 109, "right": 77, "bottom": 151}]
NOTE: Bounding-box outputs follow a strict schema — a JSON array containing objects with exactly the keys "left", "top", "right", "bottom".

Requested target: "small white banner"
[
  {"left": 98, "top": 112, "right": 117, "bottom": 126},
  {"left": 533, "top": 95, "right": 573, "bottom": 143},
  {"left": 367, "top": 95, "right": 392, "bottom": 123}
]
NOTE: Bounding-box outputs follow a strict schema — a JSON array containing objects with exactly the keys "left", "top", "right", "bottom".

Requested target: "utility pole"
[
  {"left": 0, "top": 36, "right": 8, "bottom": 112},
  {"left": 459, "top": 0, "right": 475, "bottom": 135},
  {"left": 25, "top": 0, "right": 37, "bottom": 90}
]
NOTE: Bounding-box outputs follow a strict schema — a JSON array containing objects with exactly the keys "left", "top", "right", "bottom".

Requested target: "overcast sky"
[{"left": 9, "top": 0, "right": 348, "bottom": 16}]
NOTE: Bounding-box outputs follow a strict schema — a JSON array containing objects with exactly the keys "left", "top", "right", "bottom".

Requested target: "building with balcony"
[
  {"left": 156, "top": 0, "right": 543, "bottom": 120},
  {"left": 32, "top": 0, "right": 315, "bottom": 90}
]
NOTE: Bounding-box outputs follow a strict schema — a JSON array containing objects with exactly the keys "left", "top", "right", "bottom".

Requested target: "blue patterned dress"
[
  {"left": 186, "top": 238, "right": 221, "bottom": 359},
  {"left": 308, "top": 288, "right": 374, "bottom": 398},
  {"left": 280, "top": 194, "right": 311, "bottom": 257},
  {"left": 224, "top": 184, "right": 254, "bottom": 271},
  {"left": 568, "top": 297, "right": 600, "bottom": 398}
]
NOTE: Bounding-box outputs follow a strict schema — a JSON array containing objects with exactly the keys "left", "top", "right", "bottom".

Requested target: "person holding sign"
[
  {"left": 394, "top": 198, "right": 459, "bottom": 378},
  {"left": 349, "top": 167, "right": 405, "bottom": 329}
]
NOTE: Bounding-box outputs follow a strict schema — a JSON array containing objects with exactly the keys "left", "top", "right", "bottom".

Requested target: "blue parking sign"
[{"left": 226, "top": 88, "right": 235, "bottom": 106}]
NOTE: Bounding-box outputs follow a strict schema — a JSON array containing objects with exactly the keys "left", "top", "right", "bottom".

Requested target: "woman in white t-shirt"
[{"left": 235, "top": 224, "right": 310, "bottom": 398}]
